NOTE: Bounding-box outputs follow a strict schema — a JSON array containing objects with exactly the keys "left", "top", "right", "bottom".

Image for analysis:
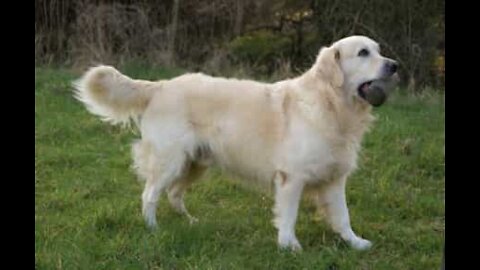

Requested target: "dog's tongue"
[{"left": 361, "top": 83, "right": 370, "bottom": 93}]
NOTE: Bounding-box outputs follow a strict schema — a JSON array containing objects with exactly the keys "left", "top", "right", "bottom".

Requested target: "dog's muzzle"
[{"left": 358, "top": 73, "right": 399, "bottom": 107}]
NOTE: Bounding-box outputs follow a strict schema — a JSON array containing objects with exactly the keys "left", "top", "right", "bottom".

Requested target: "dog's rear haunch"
[{"left": 74, "top": 35, "right": 398, "bottom": 251}]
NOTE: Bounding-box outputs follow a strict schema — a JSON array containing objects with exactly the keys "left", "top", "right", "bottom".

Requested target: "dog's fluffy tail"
[{"left": 73, "top": 65, "right": 159, "bottom": 126}]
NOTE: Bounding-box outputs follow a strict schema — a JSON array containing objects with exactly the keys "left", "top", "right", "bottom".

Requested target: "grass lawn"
[{"left": 35, "top": 67, "right": 444, "bottom": 269}]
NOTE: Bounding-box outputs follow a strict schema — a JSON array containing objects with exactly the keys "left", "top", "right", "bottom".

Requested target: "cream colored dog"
[{"left": 74, "top": 35, "right": 398, "bottom": 251}]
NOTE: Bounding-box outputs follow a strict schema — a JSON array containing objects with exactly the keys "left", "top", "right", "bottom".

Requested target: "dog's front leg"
[
  {"left": 272, "top": 172, "right": 304, "bottom": 251},
  {"left": 319, "top": 176, "right": 372, "bottom": 250}
]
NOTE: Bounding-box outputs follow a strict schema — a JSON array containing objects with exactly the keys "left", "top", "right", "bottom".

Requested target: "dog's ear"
[{"left": 315, "top": 46, "right": 344, "bottom": 88}]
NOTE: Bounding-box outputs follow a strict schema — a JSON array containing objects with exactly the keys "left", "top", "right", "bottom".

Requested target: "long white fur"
[{"left": 74, "top": 35, "right": 398, "bottom": 251}]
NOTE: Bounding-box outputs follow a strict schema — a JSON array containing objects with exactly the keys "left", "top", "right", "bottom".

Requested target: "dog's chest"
[
  {"left": 297, "top": 143, "right": 356, "bottom": 182},
  {"left": 281, "top": 120, "right": 358, "bottom": 182}
]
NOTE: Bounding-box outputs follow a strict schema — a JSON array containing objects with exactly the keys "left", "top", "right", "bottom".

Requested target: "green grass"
[{"left": 35, "top": 67, "right": 444, "bottom": 269}]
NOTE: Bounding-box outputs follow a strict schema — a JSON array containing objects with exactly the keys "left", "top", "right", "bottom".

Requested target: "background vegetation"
[{"left": 35, "top": 0, "right": 444, "bottom": 90}]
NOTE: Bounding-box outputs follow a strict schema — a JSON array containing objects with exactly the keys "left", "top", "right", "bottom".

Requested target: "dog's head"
[{"left": 315, "top": 35, "right": 399, "bottom": 107}]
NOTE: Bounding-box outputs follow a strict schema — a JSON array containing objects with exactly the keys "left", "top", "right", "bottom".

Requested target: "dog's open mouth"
[
  {"left": 358, "top": 81, "right": 373, "bottom": 100},
  {"left": 358, "top": 80, "right": 386, "bottom": 107},
  {"left": 357, "top": 76, "right": 398, "bottom": 107}
]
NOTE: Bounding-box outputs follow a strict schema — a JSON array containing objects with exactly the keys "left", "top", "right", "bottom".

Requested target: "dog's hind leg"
[
  {"left": 140, "top": 146, "right": 188, "bottom": 229},
  {"left": 167, "top": 162, "right": 207, "bottom": 224}
]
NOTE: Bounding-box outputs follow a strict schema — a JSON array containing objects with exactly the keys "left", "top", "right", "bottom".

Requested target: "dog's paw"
[
  {"left": 350, "top": 237, "right": 372, "bottom": 250},
  {"left": 188, "top": 216, "right": 199, "bottom": 225},
  {"left": 145, "top": 219, "right": 158, "bottom": 230},
  {"left": 278, "top": 235, "right": 303, "bottom": 252},
  {"left": 143, "top": 213, "right": 158, "bottom": 229}
]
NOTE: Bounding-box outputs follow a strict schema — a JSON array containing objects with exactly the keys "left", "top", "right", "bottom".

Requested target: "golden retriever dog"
[{"left": 74, "top": 35, "right": 398, "bottom": 251}]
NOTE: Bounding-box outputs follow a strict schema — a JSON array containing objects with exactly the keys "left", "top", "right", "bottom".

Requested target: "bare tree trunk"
[
  {"left": 234, "top": 0, "right": 244, "bottom": 36},
  {"left": 408, "top": 76, "right": 416, "bottom": 92},
  {"left": 168, "top": 0, "right": 180, "bottom": 65}
]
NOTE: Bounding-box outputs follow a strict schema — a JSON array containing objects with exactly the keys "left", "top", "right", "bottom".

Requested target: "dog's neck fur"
[{"left": 291, "top": 68, "right": 375, "bottom": 149}]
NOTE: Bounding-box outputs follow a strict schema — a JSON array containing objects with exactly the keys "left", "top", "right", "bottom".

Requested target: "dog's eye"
[{"left": 358, "top": 49, "right": 369, "bottom": 57}]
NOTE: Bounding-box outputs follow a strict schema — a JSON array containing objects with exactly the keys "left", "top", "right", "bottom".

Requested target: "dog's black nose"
[{"left": 388, "top": 61, "right": 398, "bottom": 74}]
